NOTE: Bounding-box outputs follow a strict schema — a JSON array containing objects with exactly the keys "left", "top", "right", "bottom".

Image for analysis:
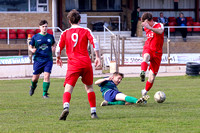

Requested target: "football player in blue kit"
[
  {"left": 28, "top": 20, "right": 56, "bottom": 98},
  {"left": 95, "top": 72, "right": 149, "bottom": 106}
]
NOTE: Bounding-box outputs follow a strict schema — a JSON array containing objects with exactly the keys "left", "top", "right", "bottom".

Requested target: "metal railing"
[
  {"left": 165, "top": 26, "right": 200, "bottom": 38},
  {"left": 165, "top": 26, "right": 200, "bottom": 64},
  {"left": 0, "top": 27, "right": 63, "bottom": 45},
  {"left": 103, "top": 25, "right": 120, "bottom": 71}
]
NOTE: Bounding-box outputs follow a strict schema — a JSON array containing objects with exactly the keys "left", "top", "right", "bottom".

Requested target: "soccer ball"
[{"left": 154, "top": 91, "right": 166, "bottom": 103}]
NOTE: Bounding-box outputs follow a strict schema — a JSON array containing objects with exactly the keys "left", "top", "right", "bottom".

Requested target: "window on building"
[
  {"left": 65, "top": 0, "right": 91, "bottom": 11},
  {"left": 0, "top": 0, "right": 48, "bottom": 12},
  {"left": 97, "top": 0, "right": 121, "bottom": 11}
]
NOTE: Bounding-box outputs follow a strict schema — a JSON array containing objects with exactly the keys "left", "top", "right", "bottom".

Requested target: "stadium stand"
[
  {"left": 17, "top": 29, "right": 26, "bottom": 39},
  {"left": 0, "top": 29, "right": 7, "bottom": 40},
  {"left": 168, "top": 17, "right": 176, "bottom": 22},
  {"left": 47, "top": 29, "right": 53, "bottom": 35},
  {"left": 186, "top": 17, "right": 193, "bottom": 22},
  {"left": 26, "top": 29, "right": 35, "bottom": 34},
  {"left": 192, "top": 22, "right": 200, "bottom": 32},
  {"left": 9, "top": 33, "right": 17, "bottom": 39},
  {"left": 186, "top": 21, "right": 193, "bottom": 35},
  {"left": 153, "top": 17, "right": 158, "bottom": 22},
  {"left": 9, "top": 29, "right": 16, "bottom": 34},
  {"left": 17, "top": 33, "right": 26, "bottom": 39},
  {"left": 0, "top": 33, "right": 7, "bottom": 39},
  {"left": 35, "top": 29, "right": 40, "bottom": 34},
  {"left": 168, "top": 21, "right": 176, "bottom": 34}
]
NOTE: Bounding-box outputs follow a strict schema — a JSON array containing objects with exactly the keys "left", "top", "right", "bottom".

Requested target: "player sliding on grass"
[
  {"left": 29, "top": 20, "right": 56, "bottom": 98},
  {"left": 95, "top": 72, "right": 149, "bottom": 106},
  {"left": 140, "top": 12, "right": 164, "bottom": 97},
  {"left": 56, "top": 9, "right": 101, "bottom": 120}
]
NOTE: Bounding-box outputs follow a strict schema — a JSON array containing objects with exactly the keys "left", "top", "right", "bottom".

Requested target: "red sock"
[
  {"left": 63, "top": 92, "right": 71, "bottom": 104},
  {"left": 145, "top": 81, "right": 153, "bottom": 91},
  {"left": 87, "top": 92, "right": 96, "bottom": 108},
  {"left": 141, "top": 62, "right": 148, "bottom": 71}
]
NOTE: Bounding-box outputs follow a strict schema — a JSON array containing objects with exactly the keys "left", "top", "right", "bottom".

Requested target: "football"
[{"left": 154, "top": 91, "right": 166, "bottom": 103}]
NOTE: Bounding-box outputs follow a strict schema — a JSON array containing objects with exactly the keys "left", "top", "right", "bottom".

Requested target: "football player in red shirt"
[
  {"left": 56, "top": 9, "right": 101, "bottom": 120},
  {"left": 140, "top": 12, "right": 164, "bottom": 97}
]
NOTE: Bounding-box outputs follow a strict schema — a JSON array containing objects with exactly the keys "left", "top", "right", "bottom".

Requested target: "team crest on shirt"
[
  {"left": 146, "top": 32, "right": 154, "bottom": 38},
  {"left": 39, "top": 44, "right": 48, "bottom": 50},
  {"left": 47, "top": 39, "right": 51, "bottom": 42}
]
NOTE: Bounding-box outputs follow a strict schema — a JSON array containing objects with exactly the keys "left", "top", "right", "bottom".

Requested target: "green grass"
[{"left": 0, "top": 76, "right": 200, "bottom": 133}]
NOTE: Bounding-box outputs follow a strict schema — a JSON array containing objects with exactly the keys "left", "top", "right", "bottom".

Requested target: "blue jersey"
[
  {"left": 30, "top": 33, "right": 55, "bottom": 62},
  {"left": 99, "top": 80, "right": 119, "bottom": 97}
]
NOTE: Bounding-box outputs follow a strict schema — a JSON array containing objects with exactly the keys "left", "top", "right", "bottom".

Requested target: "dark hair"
[
  {"left": 39, "top": 20, "right": 48, "bottom": 26},
  {"left": 113, "top": 72, "right": 124, "bottom": 78},
  {"left": 67, "top": 9, "right": 81, "bottom": 24},
  {"left": 141, "top": 12, "right": 153, "bottom": 22}
]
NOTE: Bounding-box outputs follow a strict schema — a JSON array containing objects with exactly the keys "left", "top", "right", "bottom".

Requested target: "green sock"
[
  {"left": 43, "top": 82, "right": 50, "bottom": 96},
  {"left": 125, "top": 96, "right": 138, "bottom": 103},
  {"left": 31, "top": 81, "right": 37, "bottom": 89},
  {"left": 108, "top": 101, "right": 125, "bottom": 105}
]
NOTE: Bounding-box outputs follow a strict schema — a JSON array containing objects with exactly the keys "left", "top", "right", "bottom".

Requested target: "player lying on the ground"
[{"left": 95, "top": 72, "right": 149, "bottom": 106}]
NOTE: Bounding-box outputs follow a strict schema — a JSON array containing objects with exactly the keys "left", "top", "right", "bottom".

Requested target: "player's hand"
[
  {"left": 141, "top": 20, "right": 151, "bottom": 30},
  {"left": 31, "top": 48, "right": 36, "bottom": 53},
  {"left": 94, "top": 57, "right": 101, "bottom": 68},
  {"left": 56, "top": 57, "right": 63, "bottom": 68},
  {"left": 52, "top": 46, "right": 56, "bottom": 52},
  {"left": 105, "top": 75, "right": 113, "bottom": 81}
]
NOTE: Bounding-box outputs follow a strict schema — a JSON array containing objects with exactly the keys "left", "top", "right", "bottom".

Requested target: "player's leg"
[
  {"left": 115, "top": 93, "right": 138, "bottom": 104},
  {"left": 100, "top": 100, "right": 125, "bottom": 106},
  {"left": 85, "top": 85, "right": 98, "bottom": 118},
  {"left": 42, "top": 72, "right": 50, "bottom": 98},
  {"left": 140, "top": 53, "right": 150, "bottom": 82},
  {"left": 115, "top": 93, "right": 149, "bottom": 104},
  {"left": 59, "top": 70, "right": 79, "bottom": 120},
  {"left": 141, "top": 54, "right": 161, "bottom": 96},
  {"left": 82, "top": 66, "right": 98, "bottom": 118},
  {"left": 42, "top": 60, "right": 53, "bottom": 98},
  {"left": 29, "top": 61, "right": 44, "bottom": 96},
  {"left": 29, "top": 74, "right": 40, "bottom": 96},
  {"left": 59, "top": 84, "right": 74, "bottom": 121},
  {"left": 141, "top": 70, "right": 156, "bottom": 96}
]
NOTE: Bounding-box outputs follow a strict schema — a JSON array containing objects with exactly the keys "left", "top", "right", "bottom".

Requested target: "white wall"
[{"left": 138, "top": 0, "right": 196, "bottom": 18}]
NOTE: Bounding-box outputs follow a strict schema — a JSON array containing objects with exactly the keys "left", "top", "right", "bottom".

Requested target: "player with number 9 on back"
[{"left": 56, "top": 9, "right": 101, "bottom": 120}]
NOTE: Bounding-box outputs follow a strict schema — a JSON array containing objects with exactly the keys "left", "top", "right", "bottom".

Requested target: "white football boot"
[{"left": 141, "top": 89, "right": 148, "bottom": 96}]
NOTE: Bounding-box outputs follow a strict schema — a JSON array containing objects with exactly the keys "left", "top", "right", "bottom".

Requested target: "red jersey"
[
  {"left": 58, "top": 25, "right": 98, "bottom": 68},
  {"left": 143, "top": 22, "right": 164, "bottom": 53}
]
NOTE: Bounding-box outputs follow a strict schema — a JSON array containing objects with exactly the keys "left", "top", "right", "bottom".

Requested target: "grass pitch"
[{"left": 0, "top": 76, "right": 200, "bottom": 133}]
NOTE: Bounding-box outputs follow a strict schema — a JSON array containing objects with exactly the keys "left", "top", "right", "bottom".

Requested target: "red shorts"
[
  {"left": 142, "top": 49, "right": 162, "bottom": 75},
  {"left": 63, "top": 66, "right": 93, "bottom": 87}
]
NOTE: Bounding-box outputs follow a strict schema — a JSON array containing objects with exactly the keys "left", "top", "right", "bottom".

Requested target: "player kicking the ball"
[
  {"left": 56, "top": 9, "right": 101, "bottom": 120},
  {"left": 29, "top": 20, "right": 55, "bottom": 98},
  {"left": 140, "top": 12, "right": 164, "bottom": 97},
  {"left": 95, "top": 72, "right": 149, "bottom": 106}
]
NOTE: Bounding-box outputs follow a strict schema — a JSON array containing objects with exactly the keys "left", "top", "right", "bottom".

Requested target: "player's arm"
[
  {"left": 87, "top": 29, "right": 101, "bottom": 68},
  {"left": 29, "top": 45, "right": 36, "bottom": 53},
  {"left": 28, "top": 38, "right": 36, "bottom": 53},
  {"left": 149, "top": 26, "right": 164, "bottom": 35},
  {"left": 95, "top": 76, "right": 113, "bottom": 85},
  {"left": 52, "top": 43, "right": 56, "bottom": 52},
  {"left": 55, "top": 32, "right": 66, "bottom": 67},
  {"left": 94, "top": 49, "right": 101, "bottom": 68},
  {"left": 142, "top": 20, "right": 164, "bottom": 34},
  {"left": 51, "top": 36, "right": 56, "bottom": 52}
]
